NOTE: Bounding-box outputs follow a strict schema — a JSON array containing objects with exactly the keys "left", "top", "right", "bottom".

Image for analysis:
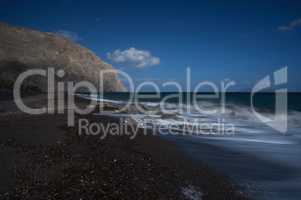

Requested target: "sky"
[{"left": 0, "top": 0, "right": 301, "bottom": 91}]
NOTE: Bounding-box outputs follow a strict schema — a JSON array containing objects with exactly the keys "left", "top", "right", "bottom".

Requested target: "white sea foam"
[
  {"left": 79, "top": 94, "right": 301, "bottom": 138},
  {"left": 196, "top": 136, "right": 294, "bottom": 144},
  {"left": 181, "top": 185, "right": 203, "bottom": 200}
]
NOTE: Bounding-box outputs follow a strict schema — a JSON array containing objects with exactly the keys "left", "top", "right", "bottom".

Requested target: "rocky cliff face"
[{"left": 0, "top": 22, "right": 124, "bottom": 92}]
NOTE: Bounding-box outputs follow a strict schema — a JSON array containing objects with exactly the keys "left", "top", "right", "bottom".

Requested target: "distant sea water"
[{"left": 81, "top": 92, "right": 301, "bottom": 200}]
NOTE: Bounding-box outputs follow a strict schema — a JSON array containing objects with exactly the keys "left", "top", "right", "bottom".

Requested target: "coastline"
[{"left": 0, "top": 94, "right": 247, "bottom": 199}]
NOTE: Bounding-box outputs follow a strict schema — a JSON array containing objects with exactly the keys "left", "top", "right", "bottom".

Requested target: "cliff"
[{"left": 0, "top": 22, "right": 124, "bottom": 92}]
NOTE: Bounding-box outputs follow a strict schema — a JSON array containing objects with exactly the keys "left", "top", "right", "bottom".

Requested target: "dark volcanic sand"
[{"left": 0, "top": 95, "right": 247, "bottom": 200}]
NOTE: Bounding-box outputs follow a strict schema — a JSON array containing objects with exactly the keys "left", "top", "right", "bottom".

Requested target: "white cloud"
[
  {"left": 55, "top": 30, "right": 81, "bottom": 41},
  {"left": 278, "top": 18, "right": 301, "bottom": 31},
  {"left": 107, "top": 47, "right": 160, "bottom": 68}
]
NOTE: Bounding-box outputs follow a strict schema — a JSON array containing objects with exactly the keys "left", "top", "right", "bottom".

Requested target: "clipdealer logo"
[
  {"left": 251, "top": 67, "right": 288, "bottom": 133},
  {"left": 12, "top": 66, "right": 289, "bottom": 137}
]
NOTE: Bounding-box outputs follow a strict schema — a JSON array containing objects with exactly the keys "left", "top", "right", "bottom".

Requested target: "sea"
[{"left": 81, "top": 92, "right": 301, "bottom": 200}]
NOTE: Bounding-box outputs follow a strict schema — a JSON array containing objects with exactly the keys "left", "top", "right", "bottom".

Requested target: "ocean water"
[{"left": 81, "top": 92, "right": 301, "bottom": 200}]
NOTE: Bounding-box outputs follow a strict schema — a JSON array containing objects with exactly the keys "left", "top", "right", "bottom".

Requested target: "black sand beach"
[{"left": 0, "top": 94, "right": 247, "bottom": 199}]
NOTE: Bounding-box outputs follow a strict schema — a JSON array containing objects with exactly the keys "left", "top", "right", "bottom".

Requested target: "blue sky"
[{"left": 0, "top": 0, "right": 301, "bottom": 91}]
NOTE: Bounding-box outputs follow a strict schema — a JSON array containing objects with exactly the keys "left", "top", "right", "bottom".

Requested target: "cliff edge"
[{"left": 0, "top": 22, "right": 124, "bottom": 92}]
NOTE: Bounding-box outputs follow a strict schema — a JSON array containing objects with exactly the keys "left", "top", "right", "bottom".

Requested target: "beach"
[{"left": 0, "top": 93, "right": 246, "bottom": 199}]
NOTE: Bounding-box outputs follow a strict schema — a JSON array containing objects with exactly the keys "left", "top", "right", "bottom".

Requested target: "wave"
[
  {"left": 77, "top": 94, "right": 123, "bottom": 104},
  {"left": 78, "top": 94, "right": 301, "bottom": 137}
]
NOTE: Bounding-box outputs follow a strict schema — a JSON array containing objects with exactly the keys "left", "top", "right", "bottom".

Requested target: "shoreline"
[{"left": 0, "top": 94, "right": 247, "bottom": 199}]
